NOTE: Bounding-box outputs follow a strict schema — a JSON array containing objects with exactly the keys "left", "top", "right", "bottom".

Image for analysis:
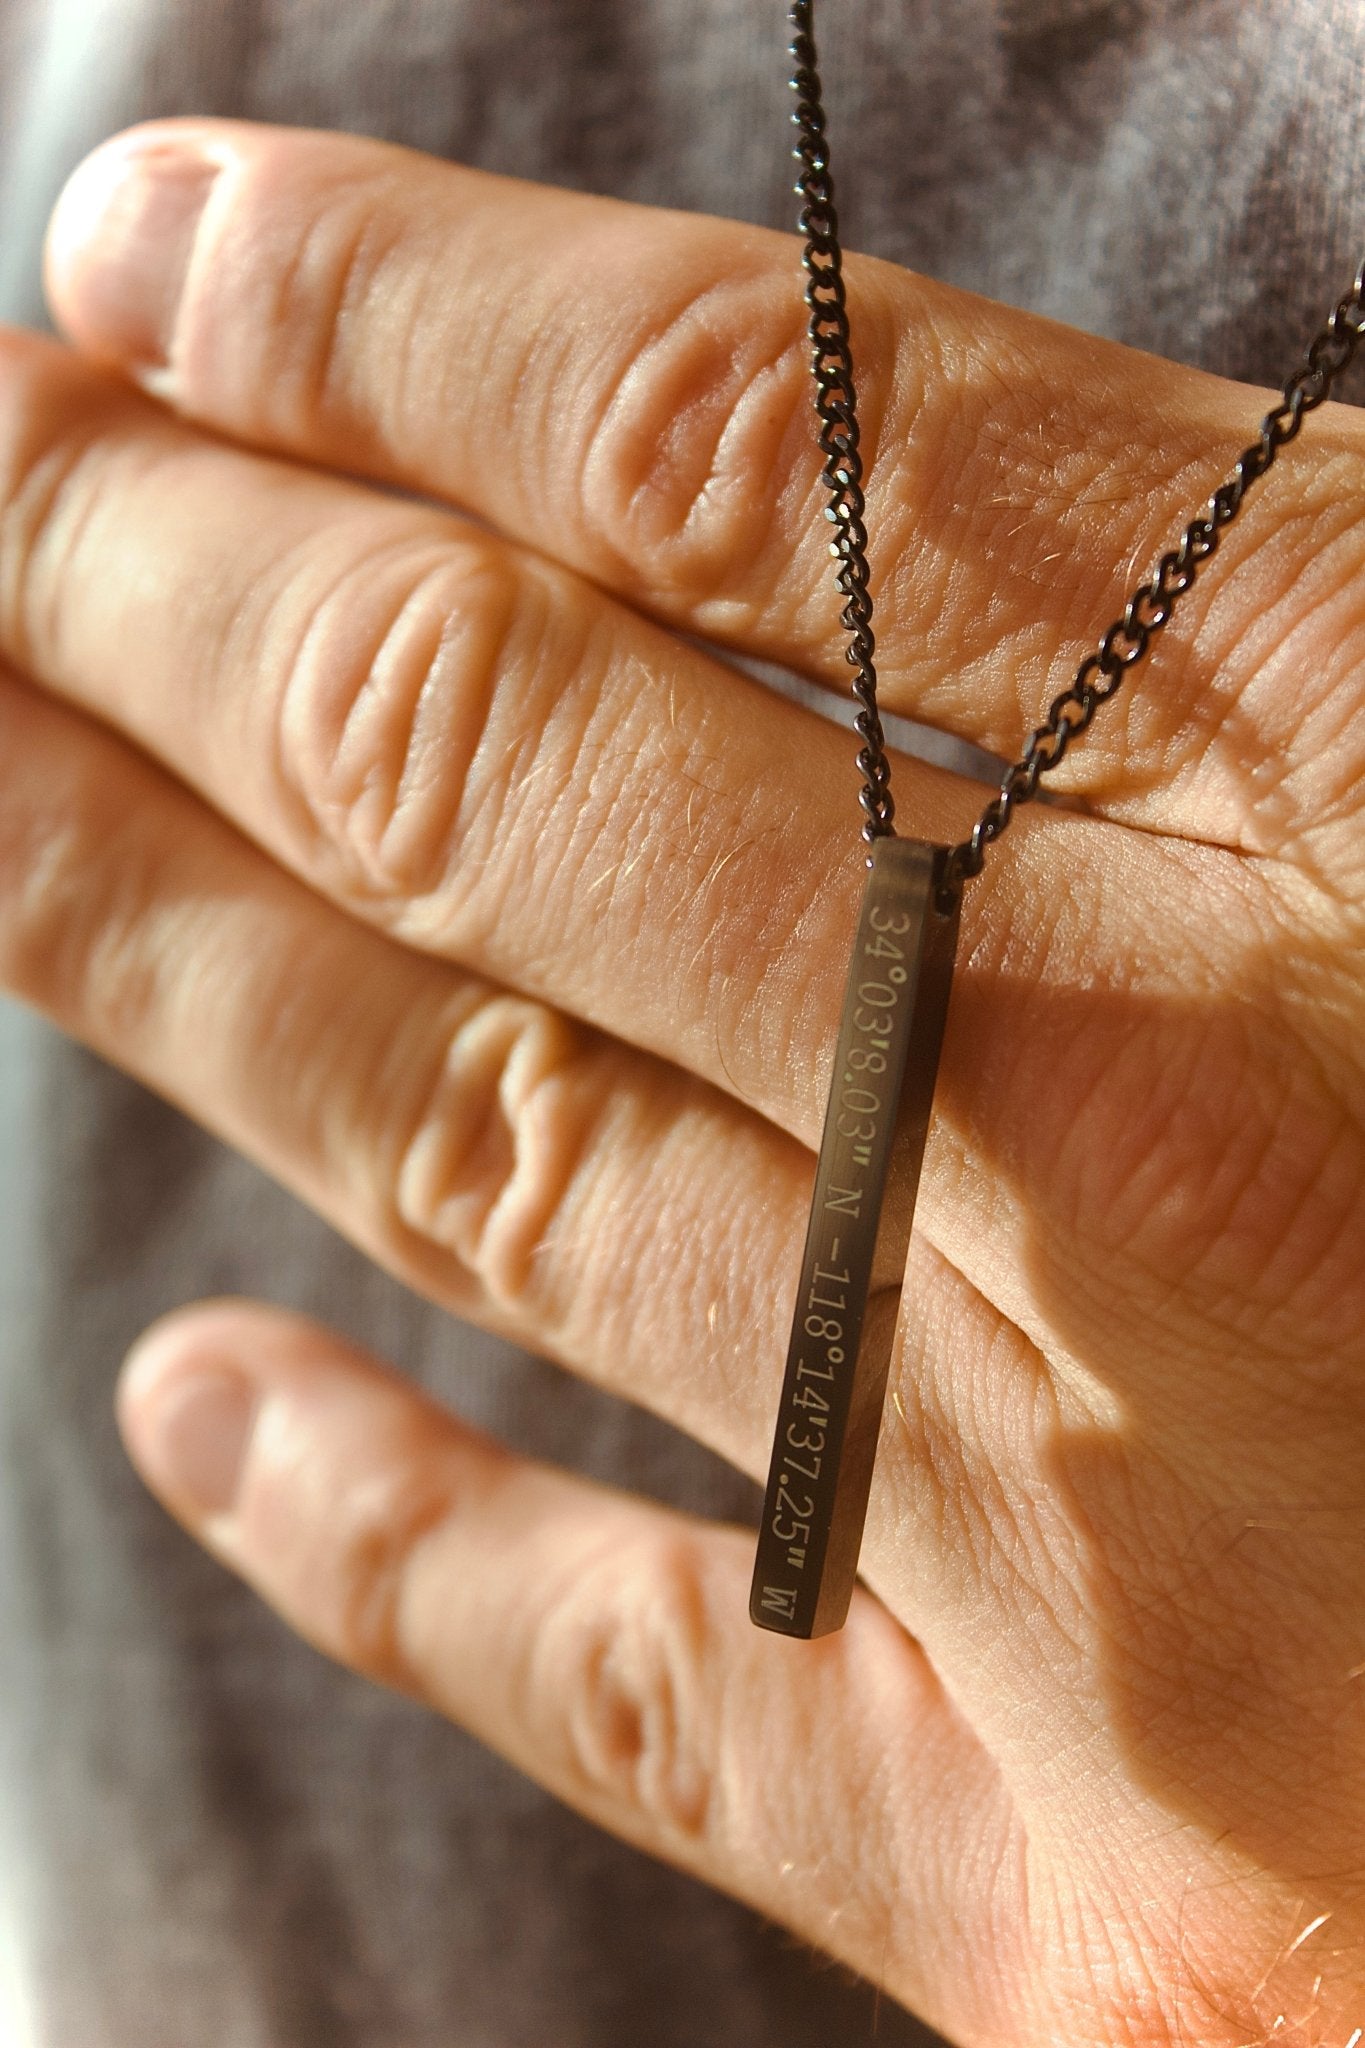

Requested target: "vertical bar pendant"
[{"left": 750, "top": 838, "right": 959, "bottom": 1639}]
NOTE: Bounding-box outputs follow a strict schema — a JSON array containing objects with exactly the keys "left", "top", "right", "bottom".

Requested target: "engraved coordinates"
[{"left": 757, "top": 900, "right": 916, "bottom": 1620}]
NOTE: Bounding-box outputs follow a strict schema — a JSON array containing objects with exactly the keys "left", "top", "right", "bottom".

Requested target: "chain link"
[
  {"left": 938, "top": 267, "right": 1365, "bottom": 905},
  {"left": 787, "top": 0, "right": 1365, "bottom": 902},
  {"left": 789, "top": 0, "right": 894, "bottom": 842}
]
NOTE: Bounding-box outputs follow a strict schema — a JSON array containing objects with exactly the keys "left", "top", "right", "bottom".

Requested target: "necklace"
[{"left": 751, "top": 0, "right": 1365, "bottom": 1639}]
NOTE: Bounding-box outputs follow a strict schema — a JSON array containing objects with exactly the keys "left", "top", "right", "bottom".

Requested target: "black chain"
[
  {"left": 939, "top": 269, "right": 1365, "bottom": 904},
  {"left": 789, "top": 0, "right": 894, "bottom": 841},
  {"left": 787, "top": 0, "right": 1365, "bottom": 905}
]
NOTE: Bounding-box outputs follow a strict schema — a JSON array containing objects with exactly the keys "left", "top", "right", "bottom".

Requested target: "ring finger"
[
  {"left": 0, "top": 651, "right": 1053, "bottom": 1704},
  {"left": 0, "top": 660, "right": 811, "bottom": 1471}
]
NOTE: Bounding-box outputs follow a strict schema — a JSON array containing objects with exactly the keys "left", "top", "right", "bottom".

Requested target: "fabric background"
[{"left": 0, "top": 3, "right": 1361, "bottom": 2043}]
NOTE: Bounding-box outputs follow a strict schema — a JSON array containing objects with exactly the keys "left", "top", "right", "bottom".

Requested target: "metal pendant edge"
[{"left": 750, "top": 838, "right": 960, "bottom": 1639}]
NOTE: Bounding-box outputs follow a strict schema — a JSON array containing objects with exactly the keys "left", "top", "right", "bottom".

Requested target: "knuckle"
[
  {"left": 577, "top": 244, "right": 807, "bottom": 615},
  {"left": 300, "top": 1432, "right": 460, "bottom": 1694},
  {"left": 273, "top": 525, "right": 532, "bottom": 911},
  {"left": 533, "top": 1529, "right": 715, "bottom": 1846},
  {"left": 389, "top": 989, "right": 596, "bottom": 1315},
  {"left": 180, "top": 146, "right": 414, "bottom": 452}
]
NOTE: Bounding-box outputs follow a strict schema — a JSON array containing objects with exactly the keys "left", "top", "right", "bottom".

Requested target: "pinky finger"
[{"left": 116, "top": 1298, "right": 1001, "bottom": 2033}]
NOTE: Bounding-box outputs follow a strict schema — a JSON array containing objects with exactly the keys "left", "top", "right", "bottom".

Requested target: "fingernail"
[
  {"left": 129, "top": 1359, "right": 257, "bottom": 1519},
  {"left": 47, "top": 137, "right": 220, "bottom": 371}
]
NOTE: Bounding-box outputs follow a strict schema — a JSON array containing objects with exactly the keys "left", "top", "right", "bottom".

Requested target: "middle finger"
[{"left": 0, "top": 326, "right": 1018, "bottom": 1140}]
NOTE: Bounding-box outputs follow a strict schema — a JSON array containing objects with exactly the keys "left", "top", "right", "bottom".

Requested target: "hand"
[{"left": 6, "top": 119, "right": 1365, "bottom": 2048}]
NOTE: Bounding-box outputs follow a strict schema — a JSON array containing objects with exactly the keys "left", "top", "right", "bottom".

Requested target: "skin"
[{"left": 2, "top": 117, "right": 1364, "bottom": 2046}]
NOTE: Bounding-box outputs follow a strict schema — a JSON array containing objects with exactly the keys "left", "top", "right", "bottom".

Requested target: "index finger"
[{"left": 47, "top": 118, "right": 1363, "bottom": 824}]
